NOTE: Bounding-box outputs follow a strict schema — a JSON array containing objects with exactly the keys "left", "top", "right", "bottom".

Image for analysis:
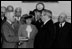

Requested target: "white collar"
[
  {"left": 59, "top": 22, "right": 65, "bottom": 27},
  {"left": 15, "top": 17, "right": 21, "bottom": 21},
  {"left": 44, "top": 19, "right": 50, "bottom": 25},
  {"left": 1, "top": 17, "right": 4, "bottom": 20},
  {"left": 7, "top": 19, "right": 12, "bottom": 24}
]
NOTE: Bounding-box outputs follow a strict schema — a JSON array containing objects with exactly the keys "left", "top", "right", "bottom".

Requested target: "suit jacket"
[
  {"left": 1, "top": 21, "right": 19, "bottom": 48},
  {"left": 13, "top": 20, "right": 21, "bottom": 36},
  {"left": 18, "top": 24, "right": 38, "bottom": 48},
  {"left": 54, "top": 22, "right": 71, "bottom": 48},
  {"left": 34, "top": 20, "right": 56, "bottom": 48},
  {"left": 1, "top": 16, "right": 6, "bottom": 47},
  {"left": 1, "top": 17, "right": 6, "bottom": 26},
  {"left": 33, "top": 19, "right": 43, "bottom": 30}
]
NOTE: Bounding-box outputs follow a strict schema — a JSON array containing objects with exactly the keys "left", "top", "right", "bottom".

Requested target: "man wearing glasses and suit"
[{"left": 53, "top": 13, "right": 71, "bottom": 48}]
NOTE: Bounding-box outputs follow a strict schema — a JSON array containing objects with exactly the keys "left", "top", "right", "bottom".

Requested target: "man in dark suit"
[
  {"left": 13, "top": 7, "right": 22, "bottom": 35},
  {"left": 1, "top": 6, "right": 7, "bottom": 26},
  {"left": 1, "top": 6, "right": 7, "bottom": 47},
  {"left": 54, "top": 13, "right": 71, "bottom": 48},
  {"left": 34, "top": 10, "right": 56, "bottom": 48},
  {"left": 1, "top": 11, "right": 19, "bottom": 48}
]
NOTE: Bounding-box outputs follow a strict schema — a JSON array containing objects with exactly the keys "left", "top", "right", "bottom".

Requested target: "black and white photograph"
[{"left": 1, "top": 1, "right": 71, "bottom": 48}]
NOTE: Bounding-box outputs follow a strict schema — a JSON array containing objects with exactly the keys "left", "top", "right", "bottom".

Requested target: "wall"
[{"left": 1, "top": 1, "right": 71, "bottom": 23}]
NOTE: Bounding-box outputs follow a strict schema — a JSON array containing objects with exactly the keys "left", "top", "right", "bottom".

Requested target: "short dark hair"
[{"left": 36, "top": 2, "right": 45, "bottom": 10}]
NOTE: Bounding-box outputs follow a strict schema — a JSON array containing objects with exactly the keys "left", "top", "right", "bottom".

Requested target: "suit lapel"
[
  {"left": 62, "top": 22, "right": 67, "bottom": 29},
  {"left": 56, "top": 22, "right": 61, "bottom": 29},
  {"left": 5, "top": 21, "right": 15, "bottom": 32},
  {"left": 29, "top": 25, "right": 36, "bottom": 39},
  {"left": 29, "top": 25, "right": 34, "bottom": 38},
  {"left": 57, "top": 22, "right": 66, "bottom": 40},
  {"left": 42, "top": 20, "right": 53, "bottom": 28}
]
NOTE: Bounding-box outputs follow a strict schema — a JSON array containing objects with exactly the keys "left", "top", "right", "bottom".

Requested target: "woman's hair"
[
  {"left": 36, "top": 2, "right": 45, "bottom": 10},
  {"left": 20, "top": 16, "right": 25, "bottom": 24},
  {"left": 22, "top": 14, "right": 28, "bottom": 17},
  {"left": 24, "top": 15, "right": 33, "bottom": 23}
]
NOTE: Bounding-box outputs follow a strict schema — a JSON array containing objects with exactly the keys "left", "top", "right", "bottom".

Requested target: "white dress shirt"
[
  {"left": 59, "top": 22, "right": 65, "bottom": 27},
  {"left": 1, "top": 17, "right": 4, "bottom": 20},
  {"left": 15, "top": 17, "right": 21, "bottom": 21}
]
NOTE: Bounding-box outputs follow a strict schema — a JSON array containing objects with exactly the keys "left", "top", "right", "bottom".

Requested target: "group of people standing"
[{"left": 1, "top": 2, "right": 71, "bottom": 48}]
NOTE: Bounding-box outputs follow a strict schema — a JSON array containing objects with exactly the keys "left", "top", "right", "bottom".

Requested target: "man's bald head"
[{"left": 58, "top": 12, "right": 67, "bottom": 23}]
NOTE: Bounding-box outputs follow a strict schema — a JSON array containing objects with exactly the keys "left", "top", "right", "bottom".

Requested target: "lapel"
[
  {"left": 5, "top": 21, "right": 15, "bottom": 32},
  {"left": 58, "top": 22, "right": 67, "bottom": 29},
  {"left": 61, "top": 22, "right": 67, "bottom": 29},
  {"left": 57, "top": 22, "right": 60, "bottom": 29},
  {"left": 57, "top": 22, "right": 67, "bottom": 37},
  {"left": 42, "top": 20, "right": 53, "bottom": 28},
  {"left": 29, "top": 25, "right": 37, "bottom": 39}
]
